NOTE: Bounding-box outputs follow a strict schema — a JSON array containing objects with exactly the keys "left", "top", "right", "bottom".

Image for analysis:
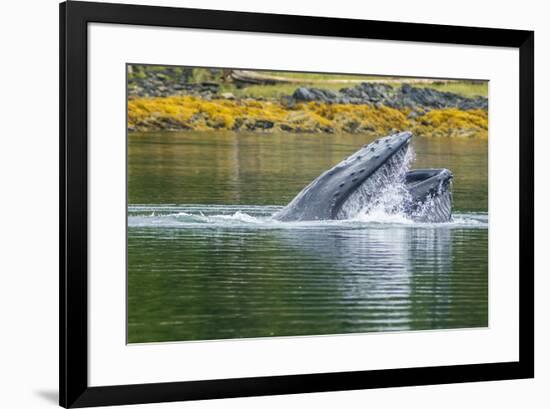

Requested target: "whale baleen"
[{"left": 404, "top": 168, "right": 453, "bottom": 222}]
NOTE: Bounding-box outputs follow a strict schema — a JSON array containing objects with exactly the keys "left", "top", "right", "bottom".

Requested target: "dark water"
[{"left": 127, "top": 132, "right": 488, "bottom": 343}]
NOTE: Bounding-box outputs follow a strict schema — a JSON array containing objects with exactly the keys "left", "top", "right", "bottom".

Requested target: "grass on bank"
[
  {"left": 418, "top": 81, "right": 488, "bottom": 98},
  {"left": 129, "top": 65, "right": 488, "bottom": 99}
]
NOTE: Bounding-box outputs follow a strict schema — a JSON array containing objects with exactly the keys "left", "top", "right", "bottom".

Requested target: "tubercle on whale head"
[
  {"left": 325, "top": 132, "right": 413, "bottom": 211},
  {"left": 347, "top": 131, "right": 412, "bottom": 161},
  {"left": 330, "top": 132, "right": 412, "bottom": 177}
]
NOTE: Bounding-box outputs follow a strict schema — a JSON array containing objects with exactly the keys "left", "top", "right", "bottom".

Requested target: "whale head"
[{"left": 274, "top": 132, "right": 413, "bottom": 221}]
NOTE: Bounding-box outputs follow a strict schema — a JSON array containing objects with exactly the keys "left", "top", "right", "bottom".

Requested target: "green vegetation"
[
  {"left": 418, "top": 81, "right": 488, "bottom": 98},
  {"left": 128, "top": 64, "right": 190, "bottom": 80},
  {"left": 260, "top": 70, "right": 396, "bottom": 81}
]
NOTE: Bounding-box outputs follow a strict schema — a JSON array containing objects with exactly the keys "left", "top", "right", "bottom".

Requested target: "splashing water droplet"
[{"left": 337, "top": 145, "right": 416, "bottom": 220}]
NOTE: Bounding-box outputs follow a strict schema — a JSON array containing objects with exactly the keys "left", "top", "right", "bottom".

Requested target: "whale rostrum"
[{"left": 273, "top": 132, "right": 453, "bottom": 223}]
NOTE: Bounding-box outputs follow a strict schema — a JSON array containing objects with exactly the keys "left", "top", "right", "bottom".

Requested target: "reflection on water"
[
  {"left": 127, "top": 132, "right": 488, "bottom": 343},
  {"left": 128, "top": 131, "right": 487, "bottom": 211}
]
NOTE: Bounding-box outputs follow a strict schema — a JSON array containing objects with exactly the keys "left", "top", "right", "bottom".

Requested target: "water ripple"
[
  {"left": 128, "top": 204, "right": 488, "bottom": 230},
  {"left": 128, "top": 204, "right": 488, "bottom": 343}
]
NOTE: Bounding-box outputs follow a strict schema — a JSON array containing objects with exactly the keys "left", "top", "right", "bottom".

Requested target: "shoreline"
[{"left": 128, "top": 95, "right": 488, "bottom": 138}]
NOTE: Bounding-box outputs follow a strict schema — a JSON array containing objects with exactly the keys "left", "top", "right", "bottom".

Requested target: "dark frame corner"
[{"left": 60, "top": 1, "right": 534, "bottom": 407}]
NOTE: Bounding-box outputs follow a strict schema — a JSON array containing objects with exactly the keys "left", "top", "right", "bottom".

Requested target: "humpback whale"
[{"left": 273, "top": 132, "right": 453, "bottom": 223}]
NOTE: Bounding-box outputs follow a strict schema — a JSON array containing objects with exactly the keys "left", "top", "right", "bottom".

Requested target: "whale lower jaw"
[
  {"left": 408, "top": 188, "right": 453, "bottom": 223},
  {"left": 403, "top": 168, "right": 453, "bottom": 222}
]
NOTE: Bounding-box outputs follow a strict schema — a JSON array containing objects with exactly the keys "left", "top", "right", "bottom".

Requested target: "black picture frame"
[{"left": 60, "top": 1, "right": 534, "bottom": 407}]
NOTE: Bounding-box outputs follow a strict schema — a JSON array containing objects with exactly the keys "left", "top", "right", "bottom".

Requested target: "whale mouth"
[
  {"left": 405, "top": 168, "right": 453, "bottom": 189},
  {"left": 335, "top": 138, "right": 414, "bottom": 219},
  {"left": 404, "top": 169, "right": 454, "bottom": 222},
  {"left": 273, "top": 131, "right": 456, "bottom": 223}
]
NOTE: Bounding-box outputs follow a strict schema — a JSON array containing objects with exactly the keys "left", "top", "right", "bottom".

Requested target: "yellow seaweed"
[{"left": 127, "top": 96, "right": 488, "bottom": 138}]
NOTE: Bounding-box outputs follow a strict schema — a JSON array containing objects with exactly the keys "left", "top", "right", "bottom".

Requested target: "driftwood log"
[{"left": 229, "top": 69, "right": 463, "bottom": 86}]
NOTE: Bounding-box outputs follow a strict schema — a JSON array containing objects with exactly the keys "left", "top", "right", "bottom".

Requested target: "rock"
[
  {"left": 293, "top": 87, "right": 315, "bottom": 101},
  {"left": 254, "top": 120, "right": 274, "bottom": 130},
  {"left": 280, "top": 95, "right": 296, "bottom": 109},
  {"left": 200, "top": 82, "right": 220, "bottom": 93},
  {"left": 221, "top": 92, "right": 236, "bottom": 100},
  {"left": 293, "top": 87, "right": 338, "bottom": 103},
  {"left": 289, "top": 82, "right": 487, "bottom": 111},
  {"left": 232, "top": 118, "right": 244, "bottom": 130},
  {"left": 342, "top": 119, "right": 361, "bottom": 133},
  {"left": 127, "top": 68, "right": 222, "bottom": 98}
]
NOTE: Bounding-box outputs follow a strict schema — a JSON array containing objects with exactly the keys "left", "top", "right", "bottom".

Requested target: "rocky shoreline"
[
  {"left": 127, "top": 68, "right": 488, "bottom": 138},
  {"left": 291, "top": 83, "right": 488, "bottom": 111},
  {"left": 130, "top": 71, "right": 487, "bottom": 111},
  {"left": 128, "top": 67, "right": 221, "bottom": 98}
]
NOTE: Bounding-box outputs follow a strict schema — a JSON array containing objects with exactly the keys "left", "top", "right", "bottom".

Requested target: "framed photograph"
[{"left": 60, "top": 1, "right": 534, "bottom": 407}]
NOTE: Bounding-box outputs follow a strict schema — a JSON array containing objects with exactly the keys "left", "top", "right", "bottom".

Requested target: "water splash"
[
  {"left": 337, "top": 145, "right": 415, "bottom": 220},
  {"left": 128, "top": 204, "right": 487, "bottom": 229},
  {"left": 410, "top": 183, "right": 453, "bottom": 222}
]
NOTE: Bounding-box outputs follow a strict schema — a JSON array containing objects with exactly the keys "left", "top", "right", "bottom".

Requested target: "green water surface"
[{"left": 127, "top": 132, "right": 488, "bottom": 343}]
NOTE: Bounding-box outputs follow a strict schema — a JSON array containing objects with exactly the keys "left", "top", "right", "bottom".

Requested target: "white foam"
[{"left": 128, "top": 205, "right": 487, "bottom": 230}]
